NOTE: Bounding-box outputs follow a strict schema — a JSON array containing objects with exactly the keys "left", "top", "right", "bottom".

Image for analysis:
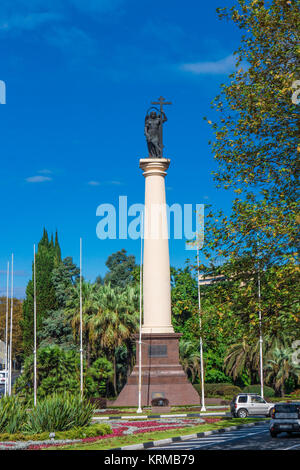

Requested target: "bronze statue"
[{"left": 144, "top": 96, "right": 172, "bottom": 158}]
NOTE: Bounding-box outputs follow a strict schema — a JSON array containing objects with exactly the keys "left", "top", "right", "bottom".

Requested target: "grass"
[{"left": 45, "top": 417, "right": 267, "bottom": 451}]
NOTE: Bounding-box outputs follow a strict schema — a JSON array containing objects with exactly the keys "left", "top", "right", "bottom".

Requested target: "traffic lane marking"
[
  {"left": 283, "top": 442, "right": 300, "bottom": 450},
  {"left": 155, "top": 425, "right": 269, "bottom": 450}
]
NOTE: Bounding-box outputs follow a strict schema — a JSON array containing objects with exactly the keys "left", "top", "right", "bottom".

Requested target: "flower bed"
[{"left": 26, "top": 417, "right": 221, "bottom": 450}]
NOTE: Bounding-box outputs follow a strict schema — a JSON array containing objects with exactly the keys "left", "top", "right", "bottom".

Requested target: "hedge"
[
  {"left": 242, "top": 385, "right": 275, "bottom": 398},
  {"left": 194, "top": 383, "right": 242, "bottom": 398},
  {"left": 0, "top": 423, "right": 112, "bottom": 442}
]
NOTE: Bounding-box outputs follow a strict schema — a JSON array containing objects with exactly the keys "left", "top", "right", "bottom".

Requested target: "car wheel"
[
  {"left": 237, "top": 409, "right": 248, "bottom": 418},
  {"left": 270, "top": 431, "right": 278, "bottom": 438}
]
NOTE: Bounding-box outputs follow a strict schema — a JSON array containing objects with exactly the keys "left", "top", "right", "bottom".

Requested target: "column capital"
[{"left": 139, "top": 158, "right": 170, "bottom": 177}]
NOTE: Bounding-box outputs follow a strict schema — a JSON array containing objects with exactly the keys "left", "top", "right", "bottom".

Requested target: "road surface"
[{"left": 154, "top": 422, "right": 300, "bottom": 450}]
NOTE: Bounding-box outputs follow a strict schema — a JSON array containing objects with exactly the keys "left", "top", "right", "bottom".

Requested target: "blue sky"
[{"left": 0, "top": 0, "right": 242, "bottom": 298}]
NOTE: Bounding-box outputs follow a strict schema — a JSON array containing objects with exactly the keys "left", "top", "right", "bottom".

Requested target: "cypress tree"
[{"left": 22, "top": 229, "right": 62, "bottom": 357}]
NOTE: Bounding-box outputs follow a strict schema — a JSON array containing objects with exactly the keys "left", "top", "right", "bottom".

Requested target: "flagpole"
[
  {"left": 4, "top": 261, "right": 9, "bottom": 396},
  {"left": 257, "top": 241, "right": 264, "bottom": 399},
  {"left": 137, "top": 212, "right": 143, "bottom": 413},
  {"left": 33, "top": 244, "right": 37, "bottom": 406},
  {"left": 197, "top": 245, "right": 206, "bottom": 412},
  {"left": 80, "top": 237, "right": 83, "bottom": 398},
  {"left": 9, "top": 254, "right": 13, "bottom": 395}
]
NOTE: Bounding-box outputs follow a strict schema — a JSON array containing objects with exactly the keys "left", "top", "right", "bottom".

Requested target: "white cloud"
[
  {"left": 181, "top": 54, "right": 236, "bottom": 75},
  {"left": 26, "top": 175, "right": 52, "bottom": 183},
  {"left": 88, "top": 180, "right": 121, "bottom": 186}
]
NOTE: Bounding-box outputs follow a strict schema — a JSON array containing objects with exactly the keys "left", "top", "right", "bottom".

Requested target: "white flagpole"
[
  {"left": 257, "top": 241, "right": 264, "bottom": 399},
  {"left": 4, "top": 261, "right": 9, "bottom": 397},
  {"left": 80, "top": 237, "right": 83, "bottom": 398},
  {"left": 137, "top": 212, "right": 143, "bottom": 414},
  {"left": 197, "top": 246, "right": 206, "bottom": 412},
  {"left": 33, "top": 244, "right": 37, "bottom": 406},
  {"left": 9, "top": 254, "right": 13, "bottom": 396}
]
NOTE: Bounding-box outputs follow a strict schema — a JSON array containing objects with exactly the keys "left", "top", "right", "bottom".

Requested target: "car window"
[
  {"left": 275, "top": 404, "right": 300, "bottom": 413},
  {"left": 238, "top": 395, "right": 248, "bottom": 403},
  {"left": 250, "top": 396, "right": 266, "bottom": 404}
]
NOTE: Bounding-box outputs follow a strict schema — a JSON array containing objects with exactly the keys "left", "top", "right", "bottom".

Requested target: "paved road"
[{"left": 154, "top": 423, "right": 300, "bottom": 450}]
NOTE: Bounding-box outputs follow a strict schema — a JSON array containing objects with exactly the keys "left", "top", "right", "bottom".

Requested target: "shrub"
[
  {"left": 289, "top": 389, "right": 300, "bottom": 398},
  {"left": 14, "top": 346, "right": 81, "bottom": 401},
  {"left": 24, "top": 393, "right": 96, "bottom": 433},
  {"left": 242, "top": 385, "right": 275, "bottom": 398},
  {"left": 194, "top": 383, "right": 242, "bottom": 398},
  {"left": 0, "top": 396, "right": 27, "bottom": 434}
]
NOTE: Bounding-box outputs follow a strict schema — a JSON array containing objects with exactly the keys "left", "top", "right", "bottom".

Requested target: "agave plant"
[
  {"left": 24, "top": 393, "right": 95, "bottom": 433},
  {"left": 0, "top": 396, "right": 27, "bottom": 434}
]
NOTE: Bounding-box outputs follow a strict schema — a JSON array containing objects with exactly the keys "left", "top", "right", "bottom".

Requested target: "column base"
[{"left": 113, "top": 333, "right": 200, "bottom": 407}]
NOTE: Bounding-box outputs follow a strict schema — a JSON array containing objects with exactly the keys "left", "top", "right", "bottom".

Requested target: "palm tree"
[
  {"left": 65, "top": 280, "right": 99, "bottom": 367},
  {"left": 179, "top": 340, "right": 200, "bottom": 383},
  {"left": 91, "top": 283, "right": 139, "bottom": 394},
  {"left": 224, "top": 339, "right": 260, "bottom": 382},
  {"left": 265, "top": 347, "right": 300, "bottom": 396},
  {"left": 224, "top": 334, "right": 290, "bottom": 383}
]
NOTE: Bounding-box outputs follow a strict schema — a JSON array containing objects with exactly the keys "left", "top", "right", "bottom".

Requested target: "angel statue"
[{"left": 144, "top": 108, "right": 167, "bottom": 158}]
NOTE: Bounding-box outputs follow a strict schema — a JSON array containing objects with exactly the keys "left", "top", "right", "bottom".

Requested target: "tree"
[
  {"left": 104, "top": 249, "right": 137, "bottom": 288},
  {"left": 170, "top": 264, "right": 234, "bottom": 384},
  {"left": 65, "top": 280, "right": 99, "bottom": 367},
  {"left": 0, "top": 297, "right": 23, "bottom": 365},
  {"left": 171, "top": 266, "right": 198, "bottom": 330},
  {"left": 14, "top": 346, "right": 81, "bottom": 400},
  {"left": 224, "top": 331, "right": 292, "bottom": 384},
  {"left": 38, "top": 257, "right": 80, "bottom": 350},
  {"left": 38, "top": 309, "right": 75, "bottom": 350},
  {"left": 85, "top": 357, "right": 114, "bottom": 397},
  {"left": 22, "top": 229, "right": 62, "bottom": 357},
  {"left": 205, "top": 0, "right": 299, "bottom": 264},
  {"left": 265, "top": 347, "right": 300, "bottom": 396},
  {"left": 200, "top": 0, "right": 299, "bottom": 347},
  {"left": 91, "top": 284, "right": 139, "bottom": 395},
  {"left": 179, "top": 340, "right": 200, "bottom": 383}
]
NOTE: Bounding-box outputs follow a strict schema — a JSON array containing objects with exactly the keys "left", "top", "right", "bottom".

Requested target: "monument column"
[
  {"left": 113, "top": 98, "right": 200, "bottom": 407},
  {"left": 140, "top": 158, "right": 174, "bottom": 334}
]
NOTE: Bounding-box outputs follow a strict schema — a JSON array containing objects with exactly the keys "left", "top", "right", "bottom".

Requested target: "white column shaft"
[{"left": 140, "top": 158, "right": 174, "bottom": 334}]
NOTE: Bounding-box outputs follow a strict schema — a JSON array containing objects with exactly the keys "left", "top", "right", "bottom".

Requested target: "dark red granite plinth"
[{"left": 114, "top": 333, "right": 200, "bottom": 406}]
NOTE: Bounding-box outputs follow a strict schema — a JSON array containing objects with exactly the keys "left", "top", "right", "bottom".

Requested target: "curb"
[
  {"left": 93, "top": 412, "right": 227, "bottom": 421},
  {"left": 110, "top": 420, "right": 269, "bottom": 451}
]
